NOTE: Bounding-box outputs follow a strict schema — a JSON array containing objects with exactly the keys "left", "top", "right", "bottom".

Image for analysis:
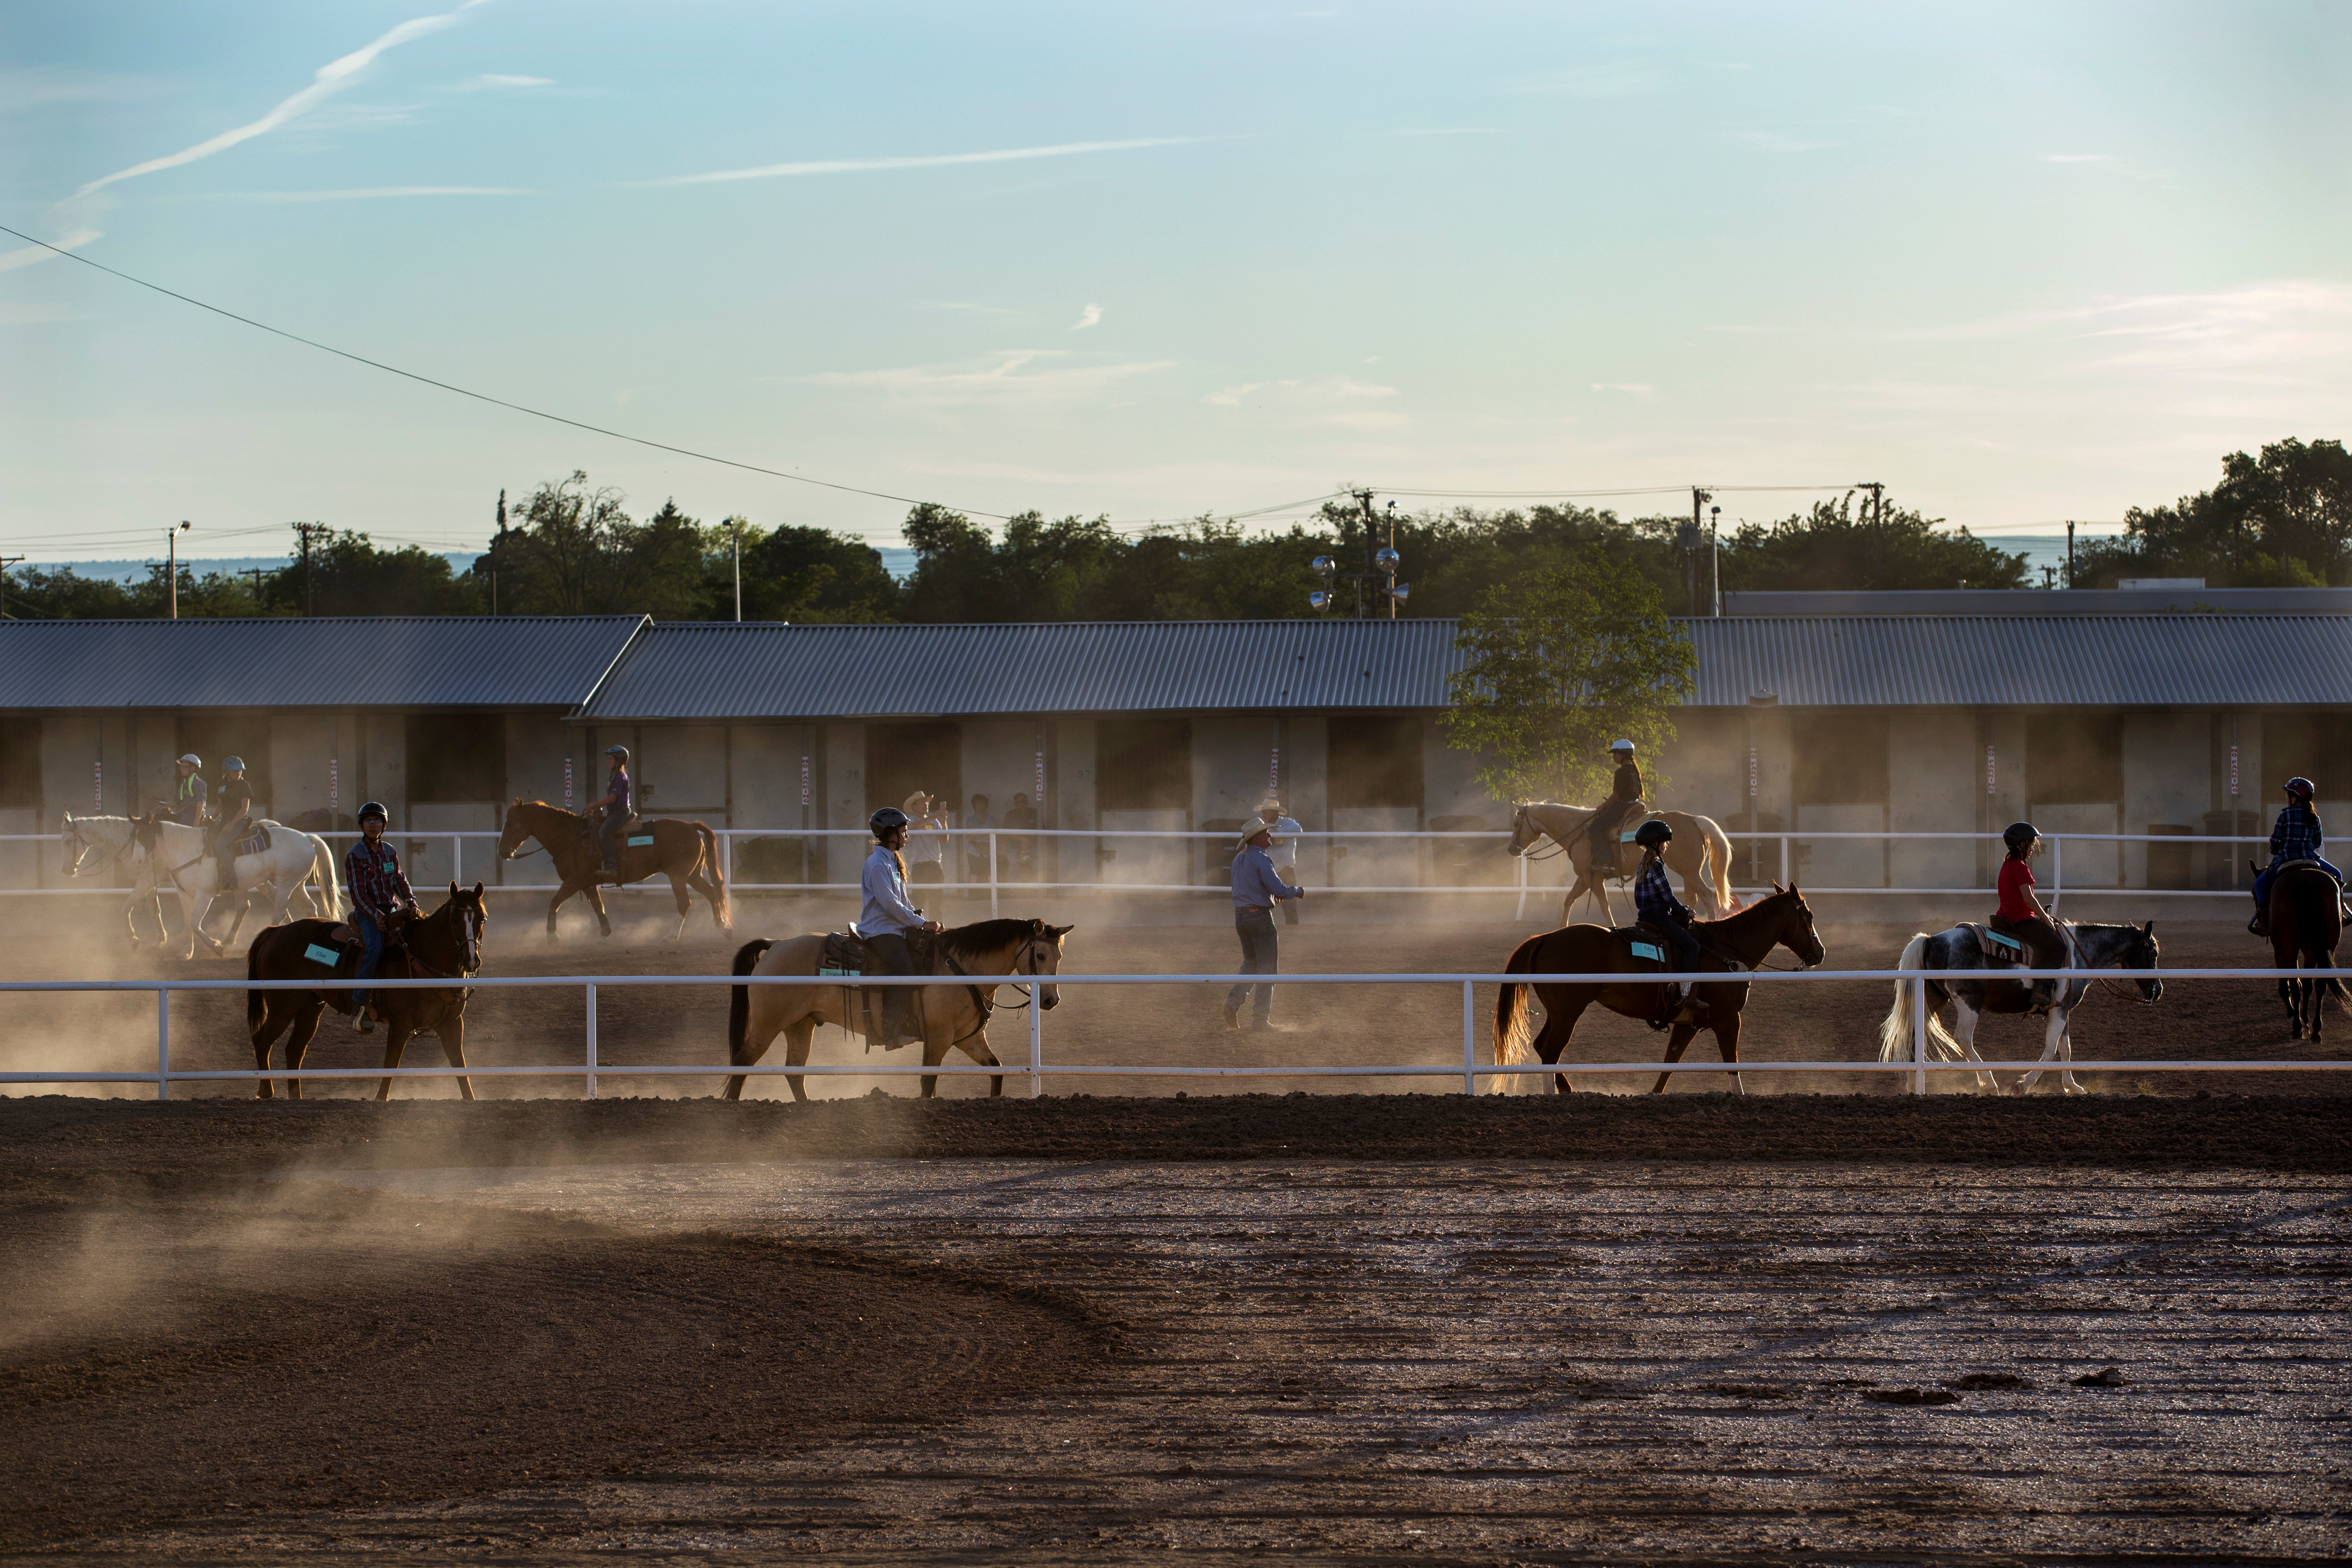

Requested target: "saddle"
[
  {"left": 818, "top": 926, "right": 950, "bottom": 1052},
  {"left": 1589, "top": 805, "right": 1656, "bottom": 880},
  {"left": 231, "top": 823, "right": 270, "bottom": 858},
  {"left": 294, "top": 923, "right": 369, "bottom": 1015},
  {"left": 1617, "top": 921, "right": 1744, "bottom": 1031},
  {"left": 1960, "top": 922, "right": 2028, "bottom": 966}
]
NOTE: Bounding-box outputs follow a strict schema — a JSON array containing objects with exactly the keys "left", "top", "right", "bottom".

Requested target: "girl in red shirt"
[{"left": 1992, "top": 821, "right": 2064, "bottom": 1009}]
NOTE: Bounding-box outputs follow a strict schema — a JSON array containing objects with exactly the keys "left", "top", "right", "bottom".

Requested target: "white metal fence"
[
  {"left": 0, "top": 967, "right": 2343, "bottom": 1101},
  {"left": 0, "top": 826, "right": 2289, "bottom": 917}
]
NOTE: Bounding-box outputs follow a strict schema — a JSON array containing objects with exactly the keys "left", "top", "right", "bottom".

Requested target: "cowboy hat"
[
  {"left": 1236, "top": 822, "right": 1274, "bottom": 852},
  {"left": 1255, "top": 796, "right": 1283, "bottom": 813},
  {"left": 901, "top": 790, "right": 934, "bottom": 814}
]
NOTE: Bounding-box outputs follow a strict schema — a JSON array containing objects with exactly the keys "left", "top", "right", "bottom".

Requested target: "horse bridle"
[
  {"left": 1511, "top": 805, "right": 1570, "bottom": 862},
  {"left": 61, "top": 818, "right": 96, "bottom": 877}
]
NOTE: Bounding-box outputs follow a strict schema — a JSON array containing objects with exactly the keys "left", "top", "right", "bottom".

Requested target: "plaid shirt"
[
  {"left": 346, "top": 836, "right": 415, "bottom": 923},
  {"left": 2271, "top": 806, "right": 2325, "bottom": 864},
  {"left": 1633, "top": 855, "right": 1689, "bottom": 926}
]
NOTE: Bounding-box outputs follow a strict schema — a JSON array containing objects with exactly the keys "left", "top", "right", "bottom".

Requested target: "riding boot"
[
  {"left": 2248, "top": 907, "right": 2269, "bottom": 937},
  {"left": 2027, "top": 978, "right": 2057, "bottom": 1013}
]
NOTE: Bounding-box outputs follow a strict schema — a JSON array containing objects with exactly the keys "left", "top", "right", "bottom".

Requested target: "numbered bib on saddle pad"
[
  {"left": 817, "top": 966, "right": 860, "bottom": 979},
  {"left": 627, "top": 834, "right": 655, "bottom": 847},
  {"left": 1621, "top": 830, "right": 1642, "bottom": 843},
  {"left": 1627, "top": 941, "right": 1664, "bottom": 962},
  {"left": 303, "top": 942, "right": 342, "bottom": 968},
  {"left": 1984, "top": 930, "right": 2022, "bottom": 954}
]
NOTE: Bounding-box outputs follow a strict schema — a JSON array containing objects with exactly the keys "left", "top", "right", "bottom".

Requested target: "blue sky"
[{"left": 4, "top": 2, "right": 2346, "bottom": 565}]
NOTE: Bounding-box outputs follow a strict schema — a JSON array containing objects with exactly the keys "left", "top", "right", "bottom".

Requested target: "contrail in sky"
[{"left": 655, "top": 137, "right": 1202, "bottom": 186}]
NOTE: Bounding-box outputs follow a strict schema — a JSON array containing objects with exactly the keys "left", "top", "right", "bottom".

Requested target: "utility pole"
[
  {"left": 0, "top": 555, "right": 23, "bottom": 620},
  {"left": 1354, "top": 490, "right": 1376, "bottom": 617},
  {"left": 1861, "top": 482, "right": 1884, "bottom": 588},
  {"left": 242, "top": 568, "right": 267, "bottom": 612},
  {"left": 166, "top": 521, "right": 190, "bottom": 618},
  {"left": 2066, "top": 520, "right": 2076, "bottom": 588},
  {"left": 730, "top": 517, "right": 743, "bottom": 622},
  {"left": 1710, "top": 503, "right": 1722, "bottom": 615},
  {"left": 291, "top": 522, "right": 330, "bottom": 616},
  {"left": 1688, "top": 488, "right": 1713, "bottom": 617}
]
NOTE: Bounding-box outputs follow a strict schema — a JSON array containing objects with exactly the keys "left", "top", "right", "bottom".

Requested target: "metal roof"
[
  {"left": 1687, "top": 615, "right": 2352, "bottom": 707},
  {"left": 578, "top": 619, "right": 1470, "bottom": 719},
  {"left": 0, "top": 616, "right": 647, "bottom": 711}
]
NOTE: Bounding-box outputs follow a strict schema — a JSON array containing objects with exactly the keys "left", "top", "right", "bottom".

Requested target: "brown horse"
[
  {"left": 1507, "top": 800, "right": 1737, "bottom": 923},
  {"left": 2266, "top": 860, "right": 2346, "bottom": 1041},
  {"left": 724, "top": 917, "right": 1071, "bottom": 1100},
  {"left": 245, "top": 882, "right": 486, "bottom": 1101},
  {"left": 1492, "top": 883, "right": 1825, "bottom": 1095},
  {"left": 496, "top": 798, "right": 730, "bottom": 940}
]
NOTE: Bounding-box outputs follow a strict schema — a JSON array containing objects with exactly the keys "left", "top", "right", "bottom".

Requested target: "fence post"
[
  {"left": 1514, "top": 846, "right": 1528, "bottom": 920},
  {"left": 1028, "top": 970, "right": 1042, "bottom": 1099},
  {"left": 1462, "top": 979, "right": 1477, "bottom": 1095},
  {"left": 1911, "top": 964, "right": 1927, "bottom": 1096},
  {"left": 990, "top": 832, "right": 1000, "bottom": 920},
  {"left": 1779, "top": 833, "right": 1790, "bottom": 888},
  {"left": 452, "top": 833, "right": 462, "bottom": 887},
  {"left": 583, "top": 981, "right": 598, "bottom": 1100},
  {"left": 2051, "top": 836, "right": 2064, "bottom": 913},
  {"left": 156, "top": 985, "right": 170, "bottom": 1101}
]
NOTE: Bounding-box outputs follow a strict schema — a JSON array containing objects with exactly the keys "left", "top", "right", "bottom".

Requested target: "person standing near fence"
[
  {"left": 903, "top": 792, "right": 948, "bottom": 894},
  {"left": 1256, "top": 795, "right": 1305, "bottom": 926},
  {"left": 1225, "top": 819, "right": 1305, "bottom": 1030},
  {"left": 1002, "top": 791, "right": 1039, "bottom": 883},
  {"left": 962, "top": 793, "right": 997, "bottom": 889}
]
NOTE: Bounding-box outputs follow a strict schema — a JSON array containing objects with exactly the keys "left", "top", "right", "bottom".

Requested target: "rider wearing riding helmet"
[
  {"left": 590, "top": 745, "right": 632, "bottom": 875},
  {"left": 2250, "top": 777, "right": 2341, "bottom": 936},
  {"left": 346, "top": 801, "right": 419, "bottom": 1032},
  {"left": 171, "top": 754, "right": 207, "bottom": 828},
  {"left": 1993, "top": 822, "right": 2065, "bottom": 1009},
  {"left": 205, "top": 756, "right": 254, "bottom": 887},
  {"left": 1586, "top": 741, "right": 1644, "bottom": 870},
  {"left": 861, "top": 806, "right": 943, "bottom": 1044},
  {"left": 1632, "top": 818, "right": 1704, "bottom": 1022}
]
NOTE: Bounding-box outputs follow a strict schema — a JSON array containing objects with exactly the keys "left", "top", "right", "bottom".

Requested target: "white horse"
[
  {"left": 1874, "top": 920, "right": 2163, "bottom": 1095},
  {"left": 63, "top": 811, "right": 343, "bottom": 956}
]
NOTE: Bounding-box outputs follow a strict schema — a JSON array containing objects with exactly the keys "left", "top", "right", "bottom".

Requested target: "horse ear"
[
  {"left": 2142, "top": 919, "right": 2155, "bottom": 936},
  {"left": 1052, "top": 923, "right": 1074, "bottom": 937},
  {"left": 1770, "top": 880, "right": 1784, "bottom": 894},
  {"left": 449, "top": 880, "right": 460, "bottom": 897},
  {"left": 472, "top": 880, "right": 485, "bottom": 898}
]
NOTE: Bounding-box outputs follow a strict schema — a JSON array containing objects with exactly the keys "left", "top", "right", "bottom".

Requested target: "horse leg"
[
  {"left": 668, "top": 871, "right": 691, "bottom": 941},
  {"left": 282, "top": 1000, "right": 324, "bottom": 1100},
  {"left": 1710, "top": 1008, "right": 1744, "bottom": 1097},
  {"left": 2015, "top": 1004, "right": 2070, "bottom": 1095},
  {"left": 250, "top": 998, "right": 295, "bottom": 1101},
  {"left": 1650, "top": 1021, "right": 1700, "bottom": 1095},
  {"left": 780, "top": 1016, "right": 817, "bottom": 1103},
  {"left": 1533, "top": 990, "right": 1588, "bottom": 1095},
  {"left": 686, "top": 865, "right": 727, "bottom": 931},
  {"left": 437, "top": 1012, "right": 475, "bottom": 1102},
  {"left": 920, "top": 1025, "right": 950, "bottom": 1099},
  {"left": 377, "top": 1017, "right": 413, "bottom": 1102},
  {"left": 1946, "top": 998, "right": 1998, "bottom": 1095},
  {"left": 2280, "top": 974, "right": 2301, "bottom": 1037},
  {"left": 546, "top": 885, "right": 568, "bottom": 941},
  {"left": 957, "top": 1026, "right": 1005, "bottom": 1098},
  {"left": 587, "top": 885, "right": 613, "bottom": 939},
  {"left": 726, "top": 996, "right": 790, "bottom": 1102}
]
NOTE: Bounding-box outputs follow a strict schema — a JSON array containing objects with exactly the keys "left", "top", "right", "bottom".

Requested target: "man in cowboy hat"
[
  {"left": 1225, "top": 819, "right": 1306, "bottom": 1030},
  {"left": 1255, "top": 795, "right": 1305, "bottom": 925}
]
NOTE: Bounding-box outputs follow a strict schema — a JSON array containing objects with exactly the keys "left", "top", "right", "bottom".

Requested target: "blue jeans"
[
  {"left": 599, "top": 811, "right": 627, "bottom": 872},
  {"left": 2254, "top": 856, "right": 2342, "bottom": 910},
  {"left": 352, "top": 911, "right": 386, "bottom": 1007},
  {"left": 1226, "top": 907, "right": 1279, "bottom": 1022},
  {"left": 1653, "top": 915, "right": 1702, "bottom": 974}
]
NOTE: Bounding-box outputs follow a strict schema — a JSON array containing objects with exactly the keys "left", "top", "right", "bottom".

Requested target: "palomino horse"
[
  {"left": 93, "top": 812, "right": 343, "bottom": 957},
  {"left": 724, "top": 917, "right": 1071, "bottom": 1100},
  {"left": 1875, "top": 920, "right": 2163, "bottom": 1095},
  {"left": 1492, "top": 884, "right": 1825, "bottom": 1095},
  {"left": 496, "top": 799, "right": 730, "bottom": 940},
  {"left": 245, "top": 882, "right": 486, "bottom": 1101},
  {"left": 2262, "top": 862, "right": 2344, "bottom": 1042},
  {"left": 1507, "top": 800, "right": 1736, "bottom": 923}
]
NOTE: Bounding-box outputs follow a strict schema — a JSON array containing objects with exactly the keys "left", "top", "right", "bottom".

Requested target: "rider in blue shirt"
[
  {"left": 1632, "top": 818, "right": 1703, "bottom": 1022},
  {"left": 1225, "top": 821, "right": 1305, "bottom": 1030},
  {"left": 860, "top": 806, "right": 941, "bottom": 1043},
  {"left": 2250, "top": 776, "right": 2342, "bottom": 935}
]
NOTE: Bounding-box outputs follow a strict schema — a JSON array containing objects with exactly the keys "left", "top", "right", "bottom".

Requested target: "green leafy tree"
[
  {"left": 1716, "top": 495, "right": 2028, "bottom": 592},
  {"left": 266, "top": 528, "right": 478, "bottom": 616},
  {"left": 2074, "top": 438, "right": 2352, "bottom": 588},
  {"left": 1441, "top": 545, "right": 1696, "bottom": 804},
  {"left": 475, "top": 474, "right": 705, "bottom": 616},
  {"left": 724, "top": 520, "right": 902, "bottom": 622}
]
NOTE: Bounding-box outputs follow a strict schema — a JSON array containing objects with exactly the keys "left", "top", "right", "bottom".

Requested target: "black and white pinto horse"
[{"left": 1875, "top": 920, "right": 2163, "bottom": 1095}]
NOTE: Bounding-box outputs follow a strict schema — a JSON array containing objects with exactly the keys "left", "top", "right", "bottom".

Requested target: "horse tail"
[
  {"left": 696, "top": 820, "right": 730, "bottom": 924},
  {"left": 1703, "top": 815, "right": 1736, "bottom": 915},
  {"left": 310, "top": 833, "right": 344, "bottom": 920},
  {"left": 1877, "top": 932, "right": 1963, "bottom": 1064},
  {"left": 1492, "top": 934, "right": 1545, "bottom": 1088},
  {"left": 728, "top": 938, "right": 775, "bottom": 1064},
  {"left": 245, "top": 937, "right": 265, "bottom": 1035}
]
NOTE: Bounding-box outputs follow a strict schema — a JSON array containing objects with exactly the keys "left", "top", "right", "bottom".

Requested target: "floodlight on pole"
[{"left": 167, "top": 520, "right": 189, "bottom": 619}]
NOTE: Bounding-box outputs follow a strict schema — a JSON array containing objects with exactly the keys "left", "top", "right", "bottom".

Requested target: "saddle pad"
[
  {"left": 1983, "top": 929, "right": 2022, "bottom": 952},
  {"left": 302, "top": 942, "right": 342, "bottom": 968},
  {"left": 817, "top": 966, "right": 860, "bottom": 979},
  {"left": 1620, "top": 830, "right": 1642, "bottom": 842},
  {"left": 235, "top": 827, "right": 270, "bottom": 858},
  {"left": 627, "top": 833, "right": 656, "bottom": 847},
  {"left": 1627, "top": 941, "right": 1664, "bottom": 962}
]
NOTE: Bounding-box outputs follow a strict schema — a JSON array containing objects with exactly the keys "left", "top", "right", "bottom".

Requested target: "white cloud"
[
  {"left": 0, "top": 228, "right": 102, "bottom": 274},
  {"left": 1738, "top": 130, "right": 1837, "bottom": 154},
  {"left": 1204, "top": 382, "right": 1265, "bottom": 407},
  {"left": 655, "top": 137, "right": 1202, "bottom": 186},
  {"left": 74, "top": 3, "right": 484, "bottom": 199},
  {"left": 228, "top": 185, "right": 526, "bottom": 202},
  {"left": 1072, "top": 304, "right": 1103, "bottom": 331},
  {"left": 1499, "top": 62, "right": 1659, "bottom": 98},
  {"left": 801, "top": 350, "right": 1176, "bottom": 404},
  {"left": 1896, "top": 281, "right": 2352, "bottom": 372},
  {"left": 0, "top": 69, "right": 159, "bottom": 113},
  {"left": 451, "top": 73, "right": 552, "bottom": 91}
]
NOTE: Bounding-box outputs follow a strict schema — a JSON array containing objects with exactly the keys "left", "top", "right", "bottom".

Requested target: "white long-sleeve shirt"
[
  {"left": 1264, "top": 815, "right": 1303, "bottom": 869},
  {"left": 859, "top": 846, "right": 925, "bottom": 934}
]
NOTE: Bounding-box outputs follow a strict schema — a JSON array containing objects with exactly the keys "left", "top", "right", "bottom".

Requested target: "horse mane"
[
  {"left": 942, "top": 916, "right": 1042, "bottom": 962},
  {"left": 1702, "top": 883, "right": 1798, "bottom": 935}
]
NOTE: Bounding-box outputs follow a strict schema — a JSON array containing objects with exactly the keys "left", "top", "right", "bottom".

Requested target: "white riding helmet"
[
  {"left": 178, "top": 753, "right": 202, "bottom": 767},
  {"left": 1609, "top": 740, "right": 1636, "bottom": 754}
]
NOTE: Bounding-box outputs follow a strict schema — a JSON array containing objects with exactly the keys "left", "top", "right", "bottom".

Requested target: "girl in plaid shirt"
[{"left": 2251, "top": 777, "right": 2340, "bottom": 934}]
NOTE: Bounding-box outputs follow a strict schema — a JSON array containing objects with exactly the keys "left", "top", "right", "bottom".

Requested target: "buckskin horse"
[
  {"left": 1492, "top": 884, "right": 1825, "bottom": 1095},
  {"left": 2262, "top": 861, "right": 2344, "bottom": 1042},
  {"left": 723, "top": 917, "right": 1071, "bottom": 1101},
  {"left": 1507, "top": 799, "right": 1738, "bottom": 924},
  {"left": 245, "top": 881, "right": 486, "bottom": 1101},
  {"left": 1875, "top": 920, "right": 2163, "bottom": 1095},
  {"left": 496, "top": 798, "right": 730, "bottom": 940}
]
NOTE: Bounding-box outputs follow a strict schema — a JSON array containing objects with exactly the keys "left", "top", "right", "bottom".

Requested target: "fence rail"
[
  {"left": 2, "top": 967, "right": 2343, "bottom": 1102},
  {"left": 0, "top": 827, "right": 2293, "bottom": 917}
]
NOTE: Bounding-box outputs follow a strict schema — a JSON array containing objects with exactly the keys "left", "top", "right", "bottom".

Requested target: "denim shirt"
[{"left": 1231, "top": 845, "right": 1304, "bottom": 910}]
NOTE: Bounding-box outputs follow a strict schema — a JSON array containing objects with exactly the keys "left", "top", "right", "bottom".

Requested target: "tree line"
[{"left": 8, "top": 438, "right": 2339, "bottom": 622}]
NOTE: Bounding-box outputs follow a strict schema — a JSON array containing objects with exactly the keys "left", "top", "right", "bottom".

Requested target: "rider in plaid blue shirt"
[
  {"left": 2252, "top": 776, "right": 2342, "bottom": 933},
  {"left": 1631, "top": 820, "right": 1702, "bottom": 1021}
]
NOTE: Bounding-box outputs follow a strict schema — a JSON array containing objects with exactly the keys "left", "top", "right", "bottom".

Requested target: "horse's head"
[
  {"left": 1768, "top": 881, "right": 1826, "bottom": 970},
  {"left": 1506, "top": 801, "right": 1541, "bottom": 858},
  {"left": 443, "top": 879, "right": 488, "bottom": 974},
  {"left": 129, "top": 811, "right": 162, "bottom": 862},
  {"left": 496, "top": 799, "right": 532, "bottom": 861},
  {"left": 1020, "top": 918, "right": 1073, "bottom": 1010},
  {"left": 59, "top": 812, "right": 95, "bottom": 878},
  {"left": 2127, "top": 918, "right": 2162, "bottom": 1003}
]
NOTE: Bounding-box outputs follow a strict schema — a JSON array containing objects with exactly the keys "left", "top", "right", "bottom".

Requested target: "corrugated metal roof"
[
  {"left": 1687, "top": 615, "right": 2352, "bottom": 707},
  {"left": 0, "top": 616, "right": 647, "bottom": 710},
  {"left": 579, "top": 619, "right": 1470, "bottom": 719}
]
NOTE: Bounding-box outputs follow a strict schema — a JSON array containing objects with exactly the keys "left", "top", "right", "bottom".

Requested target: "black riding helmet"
[
  {"left": 605, "top": 745, "right": 630, "bottom": 764},
  {"left": 1633, "top": 819, "right": 1673, "bottom": 850},
  {"left": 2003, "top": 820, "right": 2039, "bottom": 852},
  {"left": 869, "top": 806, "right": 910, "bottom": 837},
  {"left": 358, "top": 801, "right": 388, "bottom": 825}
]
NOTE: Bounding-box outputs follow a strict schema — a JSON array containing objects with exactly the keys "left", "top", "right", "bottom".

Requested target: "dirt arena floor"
[
  {"left": 1, "top": 892, "right": 2346, "bottom": 1100},
  {"left": 5, "top": 894, "right": 2350, "bottom": 1563}
]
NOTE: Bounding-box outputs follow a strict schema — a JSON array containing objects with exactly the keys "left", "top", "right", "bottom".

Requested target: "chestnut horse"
[
  {"left": 1492, "top": 884, "right": 1824, "bottom": 1095},
  {"left": 244, "top": 882, "right": 486, "bottom": 1101},
  {"left": 496, "top": 798, "right": 730, "bottom": 940},
  {"left": 2266, "top": 860, "right": 2346, "bottom": 1042},
  {"left": 724, "top": 917, "right": 1070, "bottom": 1100}
]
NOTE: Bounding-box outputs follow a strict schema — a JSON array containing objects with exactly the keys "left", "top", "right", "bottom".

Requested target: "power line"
[{"left": 0, "top": 222, "right": 1019, "bottom": 523}]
